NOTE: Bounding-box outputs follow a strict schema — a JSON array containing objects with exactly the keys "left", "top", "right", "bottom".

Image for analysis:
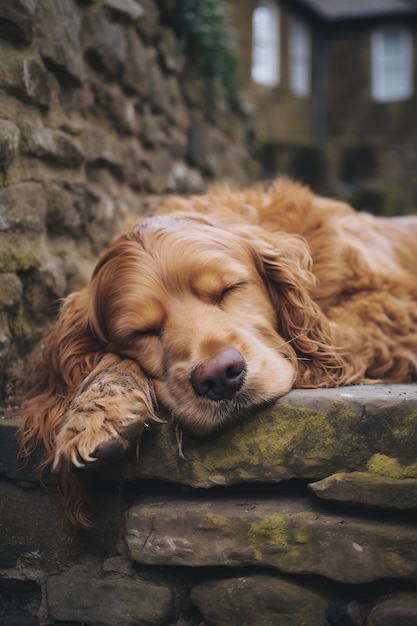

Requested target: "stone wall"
[
  {"left": 0, "top": 0, "right": 258, "bottom": 405},
  {"left": 2, "top": 385, "right": 417, "bottom": 625}
]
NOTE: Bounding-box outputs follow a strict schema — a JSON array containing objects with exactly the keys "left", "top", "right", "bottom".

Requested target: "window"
[
  {"left": 290, "top": 16, "right": 311, "bottom": 97},
  {"left": 371, "top": 25, "right": 413, "bottom": 102},
  {"left": 252, "top": 1, "right": 280, "bottom": 87}
]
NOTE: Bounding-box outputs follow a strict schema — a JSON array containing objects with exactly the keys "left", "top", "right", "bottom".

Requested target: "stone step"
[
  {"left": 117, "top": 384, "right": 417, "bottom": 492},
  {"left": 126, "top": 493, "right": 417, "bottom": 584}
]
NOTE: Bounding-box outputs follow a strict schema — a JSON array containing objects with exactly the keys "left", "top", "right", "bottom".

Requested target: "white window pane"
[
  {"left": 252, "top": 2, "right": 280, "bottom": 87},
  {"left": 290, "top": 17, "right": 311, "bottom": 97},
  {"left": 371, "top": 25, "right": 413, "bottom": 102}
]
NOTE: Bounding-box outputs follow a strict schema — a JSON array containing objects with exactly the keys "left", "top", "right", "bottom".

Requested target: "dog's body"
[{"left": 19, "top": 179, "right": 417, "bottom": 528}]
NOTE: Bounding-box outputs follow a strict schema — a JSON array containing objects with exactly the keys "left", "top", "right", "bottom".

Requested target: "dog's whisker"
[
  {"left": 276, "top": 334, "right": 305, "bottom": 349},
  {"left": 174, "top": 423, "right": 187, "bottom": 460}
]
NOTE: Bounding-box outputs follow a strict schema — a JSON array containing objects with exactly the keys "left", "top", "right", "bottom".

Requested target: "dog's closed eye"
[
  {"left": 132, "top": 327, "right": 163, "bottom": 339},
  {"left": 210, "top": 282, "right": 245, "bottom": 306}
]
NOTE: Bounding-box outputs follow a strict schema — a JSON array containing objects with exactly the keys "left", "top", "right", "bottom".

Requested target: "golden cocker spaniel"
[{"left": 19, "top": 179, "right": 417, "bottom": 529}]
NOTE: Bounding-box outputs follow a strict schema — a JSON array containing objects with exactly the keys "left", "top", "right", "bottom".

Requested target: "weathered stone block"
[
  {"left": 104, "top": 0, "right": 144, "bottom": 22},
  {"left": 170, "top": 160, "right": 204, "bottom": 193},
  {"left": 126, "top": 494, "right": 417, "bottom": 583},
  {"left": 149, "top": 59, "right": 171, "bottom": 113},
  {"left": 21, "top": 125, "right": 84, "bottom": 166},
  {"left": 0, "top": 0, "right": 35, "bottom": 45},
  {"left": 164, "top": 126, "right": 188, "bottom": 160},
  {"left": 46, "top": 180, "right": 99, "bottom": 236},
  {"left": 37, "top": 0, "right": 85, "bottom": 83},
  {"left": 0, "top": 478, "right": 128, "bottom": 573},
  {"left": 135, "top": 0, "right": 160, "bottom": 43},
  {"left": 0, "top": 119, "right": 20, "bottom": 168},
  {"left": 20, "top": 57, "right": 53, "bottom": 108},
  {"left": 0, "top": 182, "right": 47, "bottom": 233},
  {"left": 117, "top": 385, "right": 417, "bottom": 487},
  {"left": 309, "top": 471, "right": 417, "bottom": 510},
  {"left": 140, "top": 104, "right": 166, "bottom": 146},
  {"left": 84, "top": 9, "right": 127, "bottom": 78},
  {"left": 191, "top": 575, "right": 329, "bottom": 626},
  {"left": 158, "top": 26, "right": 184, "bottom": 74},
  {"left": 0, "top": 274, "right": 22, "bottom": 311},
  {"left": 0, "top": 233, "right": 39, "bottom": 272},
  {"left": 367, "top": 593, "right": 417, "bottom": 626},
  {"left": 92, "top": 82, "right": 139, "bottom": 135},
  {"left": 0, "top": 52, "right": 53, "bottom": 109},
  {"left": 47, "top": 568, "right": 174, "bottom": 626},
  {"left": 165, "top": 75, "right": 190, "bottom": 133},
  {"left": 81, "top": 126, "right": 123, "bottom": 171},
  {"left": 0, "top": 480, "right": 73, "bottom": 572},
  {"left": 143, "top": 147, "right": 175, "bottom": 193},
  {"left": 122, "top": 141, "right": 149, "bottom": 190},
  {"left": 122, "top": 29, "right": 151, "bottom": 97},
  {"left": 24, "top": 258, "right": 67, "bottom": 324}
]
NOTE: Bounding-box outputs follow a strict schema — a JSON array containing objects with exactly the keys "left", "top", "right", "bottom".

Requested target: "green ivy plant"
[{"left": 168, "top": 0, "right": 238, "bottom": 97}]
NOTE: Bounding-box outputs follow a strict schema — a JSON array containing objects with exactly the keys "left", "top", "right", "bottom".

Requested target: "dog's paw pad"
[
  {"left": 63, "top": 419, "right": 145, "bottom": 472},
  {"left": 119, "top": 421, "right": 144, "bottom": 441},
  {"left": 91, "top": 438, "right": 126, "bottom": 464}
]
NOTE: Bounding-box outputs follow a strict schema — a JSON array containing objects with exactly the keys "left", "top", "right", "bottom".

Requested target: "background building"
[{"left": 231, "top": 0, "right": 417, "bottom": 212}]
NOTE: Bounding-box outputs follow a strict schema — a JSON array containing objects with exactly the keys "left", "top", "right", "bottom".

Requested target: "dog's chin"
[
  {"left": 173, "top": 397, "right": 249, "bottom": 436},
  {"left": 154, "top": 384, "right": 289, "bottom": 437}
]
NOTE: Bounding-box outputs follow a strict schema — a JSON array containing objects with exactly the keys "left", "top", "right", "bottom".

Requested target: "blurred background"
[{"left": 230, "top": 0, "right": 417, "bottom": 215}]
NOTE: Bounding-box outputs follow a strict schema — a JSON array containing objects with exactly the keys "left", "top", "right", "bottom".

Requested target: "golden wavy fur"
[{"left": 19, "top": 178, "right": 417, "bottom": 530}]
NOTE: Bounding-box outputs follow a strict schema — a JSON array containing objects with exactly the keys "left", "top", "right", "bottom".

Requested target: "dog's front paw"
[{"left": 53, "top": 365, "right": 160, "bottom": 471}]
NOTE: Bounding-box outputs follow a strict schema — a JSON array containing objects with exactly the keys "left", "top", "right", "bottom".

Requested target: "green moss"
[
  {"left": 363, "top": 409, "right": 417, "bottom": 466},
  {"left": 248, "top": 514, "right": 311, "bottom": 564},
  {"left": 8, "top": 307, "right": 30, "bottom": 337},
  {"left": 249, "top": 515, "right": 292, "bottom": 549},
  {"left": 122, "top": 396, "right": 417, "bottom": 489},
  {"left": 0, "top": 168, "right": 16, "bottom": 187},
  {"left": 367, "top": 453, "right": 417, "bottom": 479},
  {"left": 0, "top": 249, "right": 38, "bottom": 272},
  {"left": 198, "top": 513, "right": 229, "bottom": 530},
  {"left": 184, "top": 400, "right": 366, "bottom": 486}
]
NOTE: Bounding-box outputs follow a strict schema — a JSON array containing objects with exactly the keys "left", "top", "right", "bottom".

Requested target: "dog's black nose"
[{"left": 191, "top": 348, "right": 246, "bottom": 401}]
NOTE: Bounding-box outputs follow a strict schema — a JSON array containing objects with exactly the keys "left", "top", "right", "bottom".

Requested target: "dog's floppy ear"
[
  {"left": 19, "top": 233, "right": 143, "bottom": 462},
  {"left": 19, "top": 287, "right": 102, "bottom": 463},
  {"left": 253, "top": 231, "right": 350, "bottom": 387}
]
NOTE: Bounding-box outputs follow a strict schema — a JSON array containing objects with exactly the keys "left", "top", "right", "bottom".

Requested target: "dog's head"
[{"left": 77, "top": 210, "right": 341, "bottom": 434}]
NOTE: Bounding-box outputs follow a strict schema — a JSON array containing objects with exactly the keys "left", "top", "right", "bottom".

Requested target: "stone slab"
[
  {"left": 117, "top": 384, "right": 417, "bottom": 488},
  {"left": 0, "top": 479, "right": 124, "bottom": 575},
  {"left": 309, "top": 471, "right": 417, "bottom": 510},
  {"left": 190, "top": 574, "right": 329, "bottom": 626},
  {"left": 126, "top": 494, "right": 417, "bottom": 584},
  {"left": 47, "top": 568, "right": 174, "bottom": 626},
  {"left": 3, "top": 385, "right": 417, "bottom": 494},
  {"left": 367, "top": 593, "right": 417, "bottom": 626}
]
